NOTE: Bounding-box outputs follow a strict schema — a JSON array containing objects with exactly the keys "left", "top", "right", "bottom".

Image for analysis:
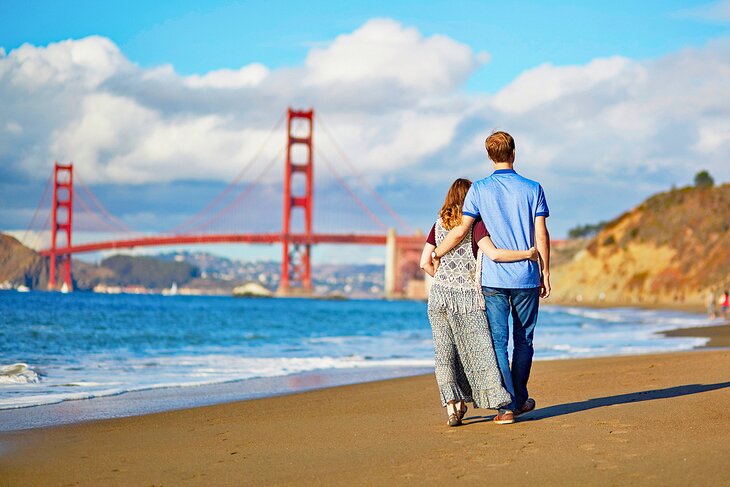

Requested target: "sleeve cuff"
[
  {"left": 536, "top": 211, "right": 550, "bottom": 217},
  {"left": 463, "top": 211, "right": 479, "bottom": 218}
]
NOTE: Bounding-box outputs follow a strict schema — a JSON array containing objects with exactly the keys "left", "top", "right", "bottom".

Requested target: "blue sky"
[
  {"left": 3, "top": 0, "right": 727, "bottom": 91},
  {"left": 1, "top": 1, "right": 729, "bottom": 263}
]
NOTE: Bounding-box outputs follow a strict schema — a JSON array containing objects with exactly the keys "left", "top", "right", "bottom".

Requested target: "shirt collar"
[{"left": 493, "top": 169, "right": 516, "bottom": 175}]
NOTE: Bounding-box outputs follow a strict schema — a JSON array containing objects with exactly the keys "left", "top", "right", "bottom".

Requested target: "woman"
[{"left": 420, "top": 178, "right": 537, "bottom": 426}]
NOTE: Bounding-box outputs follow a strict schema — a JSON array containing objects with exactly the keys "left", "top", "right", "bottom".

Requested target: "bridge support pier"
[
  {"left": 48, "top": 162, "right": 74, "bottom": 291},
  {"left": 384, "top": 229, "right": 396, "bottom": 298},
  {"left": 278, "top": 108, "right": 314, "bottom": 296},
  {"left": 385, "top": 232, "right": 426, "bottom": 299}
]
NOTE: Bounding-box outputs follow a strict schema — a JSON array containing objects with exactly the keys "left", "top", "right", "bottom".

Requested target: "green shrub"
[{"left": 694, "top": 170, "right": 714, "bottom": 189}]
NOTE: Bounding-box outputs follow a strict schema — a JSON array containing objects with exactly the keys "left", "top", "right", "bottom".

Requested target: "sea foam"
[{"left": 0, "top": 363, "right": 40, "bottom": 384}]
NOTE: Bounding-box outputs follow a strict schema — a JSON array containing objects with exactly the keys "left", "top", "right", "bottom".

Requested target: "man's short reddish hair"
[{"left": 485, "top": 131, "right": 515, "bottom": 162}]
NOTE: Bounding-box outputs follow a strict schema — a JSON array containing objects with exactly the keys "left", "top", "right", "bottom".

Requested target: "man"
[{"left": 432, "top": 131, "right": 550, "bottom": 425}]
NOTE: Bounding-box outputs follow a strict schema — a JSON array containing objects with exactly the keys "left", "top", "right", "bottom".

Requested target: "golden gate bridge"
[{"left": 24, "top": 108, "right": 426, "bottom": 297}]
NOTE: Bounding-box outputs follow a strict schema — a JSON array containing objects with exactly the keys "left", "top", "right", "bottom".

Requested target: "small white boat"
[
  {"left": 60, "top": 282, "right": 69, "bottom": 294},
  {"left": 163, "top": 282, "right": 178, "bottom": 296},
  {"left": 16, "top": 285, "right": 30, "bottom": 293}
]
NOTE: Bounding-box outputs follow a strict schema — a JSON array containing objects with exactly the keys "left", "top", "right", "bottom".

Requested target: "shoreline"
[
  {"left": 2, "top": 349, "right": 729, "bottom": 485},
  {"left": 0, "top": 366, "right": 432, "bottom": 432},
  {"left": 547, "top": 298, "right": 707, "bottom": 315},
  {"left": 662, "top": 322, "right": 730, "bottom": 348},
  {"left": 0, "top": 304, "right": 719, "bottom": 431}
]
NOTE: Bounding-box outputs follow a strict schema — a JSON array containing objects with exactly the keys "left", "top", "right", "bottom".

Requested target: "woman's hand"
[
  {"left": 420, "top": 244, "right": 437, "bottom": 277},
  {"left": 527, "top": 247, "right": 539, "bottom": 262},
  {"left": 432, "top": 255, "right": 441, "bottom": 274}
]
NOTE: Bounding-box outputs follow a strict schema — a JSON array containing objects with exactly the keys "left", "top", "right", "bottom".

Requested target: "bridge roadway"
[{"left": 38, "top": 233, "right": 425, "bottom": 256}]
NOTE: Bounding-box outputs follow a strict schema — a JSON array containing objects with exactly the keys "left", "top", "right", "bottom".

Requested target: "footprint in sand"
[
  {"left": 608, "top": 429, "right": 630, "bottom": 442},
  {"left": 608, "top": 437, "right": 629, "bottom": 443}
]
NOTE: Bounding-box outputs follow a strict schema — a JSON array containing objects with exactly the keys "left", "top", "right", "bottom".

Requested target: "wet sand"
[
  {"left": 663, "top": 322, "right": 730, "bottom": 348},
  {"left": 2, "top": 349, "right": 729, "bottom": 486}
]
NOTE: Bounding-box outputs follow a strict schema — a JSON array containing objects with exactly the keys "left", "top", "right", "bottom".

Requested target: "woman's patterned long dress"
[{"left": 427, "top": 219, "right": 511, "bottom": 409}]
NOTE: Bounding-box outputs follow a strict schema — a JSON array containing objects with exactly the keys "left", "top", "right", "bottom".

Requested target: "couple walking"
[{"left": 420, "top": 131, "right": 550, "bottom": 426}]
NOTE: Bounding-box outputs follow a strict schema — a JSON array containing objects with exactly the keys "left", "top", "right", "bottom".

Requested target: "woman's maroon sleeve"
[
  {"left": 473, "top": 219, "right": 490, "bottom": 241},
  {"left": 426, "top": 223, "right": 436, "bottom": 245},
  {"left": 471, "top": 219, "right": 490, "bottom": 258}
]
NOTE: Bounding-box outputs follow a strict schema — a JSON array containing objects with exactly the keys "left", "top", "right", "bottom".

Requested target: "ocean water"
[{"left": 0, "top": 291, "right": 713, "bottom": 413}]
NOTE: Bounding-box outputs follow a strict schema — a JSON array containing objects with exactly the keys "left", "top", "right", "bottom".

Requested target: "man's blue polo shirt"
[{"left": 463, "top": 169, "right": 549, "bottom": 289}]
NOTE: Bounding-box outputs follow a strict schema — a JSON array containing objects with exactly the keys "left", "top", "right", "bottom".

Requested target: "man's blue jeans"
[{"left": 482, "top": 286, "right": 540, "bottom": 411}]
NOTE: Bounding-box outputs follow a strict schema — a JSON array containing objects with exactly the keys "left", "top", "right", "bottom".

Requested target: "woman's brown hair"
[{"left": 439, "top": 178, "right": 472, "bottom": 230}]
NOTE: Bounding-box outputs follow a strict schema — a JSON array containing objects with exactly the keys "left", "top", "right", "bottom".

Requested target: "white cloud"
[
  {"left": 2, "top": 36, "right": 128, "bottom": 89},
  {"left": 492, "top": 56, "right": 640, "bottom": 114},
  {"left": 694, "top": 119, "right": 730, "bottom": 153},
  {"left": 1, "top": 20, "right": 730, "bottom": 237},
  {"left": 484, "top": 39, "right": 730, "bottom": 186},
  {"left": 5, "top": 121, "right": 22, "bottom": 135},
  {"left": 675, "top": 1, "right": 730, "bottom": 23},
  {"left": 185, "top": 63, "right": 269, "bottom": 88},
  {"left": 303, "top": 18, "right": 486, "bottom": 94},
  {"left": 0, "top": 19, "right": 485, "bottom": 185}
]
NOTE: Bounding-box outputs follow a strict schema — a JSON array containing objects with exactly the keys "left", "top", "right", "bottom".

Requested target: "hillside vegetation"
[
  {"left": 100, "top": 255, "right": 199, "bottom": 288},
  {"left": 551, "top": 183, "right": 730, "bottom": 306}
]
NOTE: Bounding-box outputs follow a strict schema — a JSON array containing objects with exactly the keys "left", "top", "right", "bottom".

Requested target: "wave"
[
  {"left": 0, "top": 304, "right": 715, "bottom": 412},
  {"left": 545, "top": 305, "right": 713, "bottom": 330},
  {"left": 0, "top": 363, "right": 40, "bottom": 384},
  {"left": 0, "top": 355, "right": 434, "bottom": 410},
  {"left": 535, "top": 336, "right": 708, "bottom": 360}
]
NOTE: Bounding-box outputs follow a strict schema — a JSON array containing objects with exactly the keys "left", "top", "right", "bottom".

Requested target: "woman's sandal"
[
  {"left": 457, "top": 403, "right": 468, "bottom": 421},
  {"left": 446, "top": 403, "right": 463, "bottom": 427}
]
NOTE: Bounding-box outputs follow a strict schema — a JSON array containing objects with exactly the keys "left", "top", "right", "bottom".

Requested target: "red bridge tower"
[
  {"left": 279, "top": 108, "right": 314, "bottom": 295},
  {"left": 48, "top": 162, "right": 74, "bottom": 291}
]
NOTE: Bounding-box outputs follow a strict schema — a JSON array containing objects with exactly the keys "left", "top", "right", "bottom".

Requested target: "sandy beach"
[
  {"left": 663, "top": 322, "right": 730, "bottom": 348},
  {"left": 2, "top": 341, "right": 729, "bottom": 486}
]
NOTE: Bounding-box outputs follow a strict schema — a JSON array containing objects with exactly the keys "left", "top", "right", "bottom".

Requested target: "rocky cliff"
[
  {"left": 0, "top": 234, "right": 48, "bottom": 288},
  {"left": 550, "top": 183, "right": 730, "bottom": 307}
]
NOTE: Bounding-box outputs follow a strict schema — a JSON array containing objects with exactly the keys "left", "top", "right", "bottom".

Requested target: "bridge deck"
[{"left": 39, "top": 233, "right": 426, "bottom": 256}]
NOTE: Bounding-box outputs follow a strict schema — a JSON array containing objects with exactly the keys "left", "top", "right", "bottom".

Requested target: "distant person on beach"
[
  {"left": 420, "top": 178, "right": 537, "bottom": 426},
  {"left": 432, "top": 131, "right": 550, "bottom": 425},
  {"left": 720, "top": 291, "right": 729, "bottom": 321},
  {"left": 706, "top": 291, "right": 716, "bottom": 320}
]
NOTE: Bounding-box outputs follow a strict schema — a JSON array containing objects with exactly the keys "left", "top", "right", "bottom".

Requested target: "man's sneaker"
[
  {"left": 493, "top": 410, "right": 515, "bottom": 425},
  {"left": 515, "top": 398, "right": 536, "bottom": 417}
]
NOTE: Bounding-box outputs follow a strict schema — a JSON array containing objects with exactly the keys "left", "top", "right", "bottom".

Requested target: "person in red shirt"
[{"left": 720, "top": 291, "right": 729, "bottom": 321}]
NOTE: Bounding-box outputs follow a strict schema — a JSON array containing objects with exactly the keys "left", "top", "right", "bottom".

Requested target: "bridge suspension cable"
[
  {"left": 21, "top": 172, "right": 52, "bottom": 248},
  {"left": 75, "top": 172, "right": 133, "bottom": 233},
  {"left": 166, "top": 112, "right": 286, "bottom": 235},
  {"left": 316, "top": 114, "right": 414, "bottom": 234},
  {"left": 189, "top": 145, "right": 286, "bottom": 233},
  {"left": 315, "top": 147, "right": 388, "bottom": 232},
  {"left": 74, "top": 189, "right": 126, "bottom": 234}
]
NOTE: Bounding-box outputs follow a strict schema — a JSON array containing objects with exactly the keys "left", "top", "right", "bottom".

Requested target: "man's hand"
[{"left": 540, "top": 273, "right": 551, "bottom": 299}]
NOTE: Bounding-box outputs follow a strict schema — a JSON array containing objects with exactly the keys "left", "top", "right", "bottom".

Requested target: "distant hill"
[
  {"left": 0, "top": 235, "right": 199, "bottom": 290},
  {"left": 0, "top": 237, "right": 384, "bottom": 296},
  {"left": 551, "top": 183, "right": 730, "bottom": 307},
  {"left": 98, "top": 255, "right": 199, "bottom": 289},
  {"left": 0, "top": 234, "right": 48, "bottom": 288}
]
